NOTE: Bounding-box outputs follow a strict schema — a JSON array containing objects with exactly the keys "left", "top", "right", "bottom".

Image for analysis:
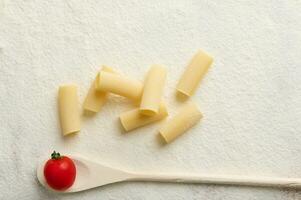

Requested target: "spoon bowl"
[{"left": 37, "top": 155, "right": 132, "bottom": 193}]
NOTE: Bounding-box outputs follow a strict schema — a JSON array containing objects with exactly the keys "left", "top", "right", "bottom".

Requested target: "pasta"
[
  {"left": 83, "top": 66, "right": 116, "bottom": 113},
  {"left": 140, "top": 65, "right": 167, "bottom": 116},
  {"left": 120, "top": 102, "right": 168, "bottom": 132},
  {"left": 58, "top": 85, "right": 81, "bottom": 135},
  {"left": 96, "top": 71, "right": 143, "bottom": 101},
  {"left": 176, "top": 50, "right": 213, "bottom": 97},
  {"left": 159, "top": 101, "right": 202, "bottom": 143}
]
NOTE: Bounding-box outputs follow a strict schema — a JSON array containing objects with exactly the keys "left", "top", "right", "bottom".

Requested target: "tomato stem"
[{"left": 51, "top": 151, "right": 61, "bottom": 160}]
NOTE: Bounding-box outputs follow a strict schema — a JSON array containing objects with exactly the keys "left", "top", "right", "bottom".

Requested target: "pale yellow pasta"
[
  {"left": 96, "top": 71, "right": 143, "bottom": 100},
  {"left": 159, "top": 102, "right": 202, "bottom": 143},
  {"left": 58, "top": 85, "right": 81, "bottom": 135},
  {"left": 140, "top": 65, "right": 167, "bottom": 116},
  {"left": 120, "top": 102, "right": 168, "bottom": 132},
  {"left": 83, "top": 66, "right": 116, "bottom": 113},
  {"left": 177, "top": 50, "right": 213, "bottom": 97}
]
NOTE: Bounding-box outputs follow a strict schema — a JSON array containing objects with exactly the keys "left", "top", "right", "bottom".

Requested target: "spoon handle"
[{"left": 130, "top": 173, "right": 301, "bottom": 189}]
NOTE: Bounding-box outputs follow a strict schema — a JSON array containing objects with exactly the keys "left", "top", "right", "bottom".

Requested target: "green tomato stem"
[{"left": 51, "top": 151, "right": 61, "bottom": 160}]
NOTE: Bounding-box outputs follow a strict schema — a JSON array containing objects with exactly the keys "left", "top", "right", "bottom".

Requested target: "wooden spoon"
[{"left": 37, "top": 155, "right": 301, "bottom": 193}]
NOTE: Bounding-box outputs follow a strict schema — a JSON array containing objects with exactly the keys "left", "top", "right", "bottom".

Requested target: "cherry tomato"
[{"left": 44, "top": 151, "right": 76, "bottom": 190}]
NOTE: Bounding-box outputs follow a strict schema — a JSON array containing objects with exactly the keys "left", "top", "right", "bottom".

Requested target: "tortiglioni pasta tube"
[
  {"left": 140, "top": 65, "right": 167, "bottom": 116},
  {"left": 83, "top": 66, "right": 116, "bottom": 113},
  {"left": 96, "top": 71, "right": 143, "bottom": 101},
  {"left": 58, "top": 85, "right": 81, "bottom": 135},
  {"left": 120, "top": 102, "right": 168, "bottom": 132},
  {"left": 159, "top": 101, "right": 202, "bottom": 143},
  {"left": 177, "top": 50, "right": 213, "bottom": 97}
]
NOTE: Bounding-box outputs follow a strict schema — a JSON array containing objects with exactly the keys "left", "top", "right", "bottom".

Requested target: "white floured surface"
[{"left": 0, "top": 0, "right": 301, "bottom": 199}]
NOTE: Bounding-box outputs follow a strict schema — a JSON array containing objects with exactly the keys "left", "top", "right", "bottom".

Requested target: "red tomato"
[{"left": 44, "top": 151, "right": 76, "bottom": 190}]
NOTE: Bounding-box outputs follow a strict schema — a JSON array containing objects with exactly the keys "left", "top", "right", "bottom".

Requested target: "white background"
[{"left": 0, "top": 0, "right": 301, "bottom": 199}]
